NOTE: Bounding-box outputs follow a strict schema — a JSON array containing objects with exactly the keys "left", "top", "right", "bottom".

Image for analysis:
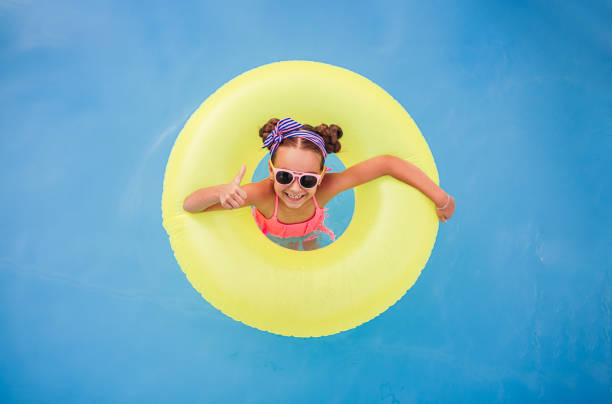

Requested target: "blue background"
[{"left": 1, "top": 0, "right": 611, "bottom": 402}]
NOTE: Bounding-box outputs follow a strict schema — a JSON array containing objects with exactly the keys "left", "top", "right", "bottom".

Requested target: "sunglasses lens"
[
  {"left": 275, "top": 170, "right": 293, "bottom": 185},
  {"left": 300, "top": 175, "right": 318, "bottom": 188}
]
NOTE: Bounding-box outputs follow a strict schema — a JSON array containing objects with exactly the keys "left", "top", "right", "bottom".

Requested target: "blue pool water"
[{"left": 1, "top": 1, "right": 611, "bottom": 402}]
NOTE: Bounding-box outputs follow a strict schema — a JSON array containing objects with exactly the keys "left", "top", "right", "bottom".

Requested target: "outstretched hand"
[
  {"left": 436, "top": 194, "right": 455, "bottom": 223},
  {"left": 219, "top": 165, "right": 247, "bottom": 209}
]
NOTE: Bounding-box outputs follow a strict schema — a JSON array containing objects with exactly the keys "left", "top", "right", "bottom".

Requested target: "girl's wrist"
[{"left": 436, "top": 194, "right": 450, "bottom": 210}]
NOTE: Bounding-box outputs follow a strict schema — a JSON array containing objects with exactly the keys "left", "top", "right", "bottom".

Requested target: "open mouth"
[{"left": 284, "top": 192, "right": 305, "bottom": 201}]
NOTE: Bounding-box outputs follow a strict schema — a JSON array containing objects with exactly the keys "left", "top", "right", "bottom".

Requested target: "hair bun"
[
  {"left": 259, "top": 118, "right": 279, "bottom": 146},
  {"left": 315, "top": 123, "right": 343, "bottom": 154}
]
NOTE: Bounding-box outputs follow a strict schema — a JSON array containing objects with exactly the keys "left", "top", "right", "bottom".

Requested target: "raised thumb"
[{"left": 232, "top": 164, "right": 246, "bottom": 185}]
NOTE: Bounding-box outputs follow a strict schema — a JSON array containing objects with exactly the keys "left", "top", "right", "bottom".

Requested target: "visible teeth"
[{"left": 285, "top": 192, "right": 303, "bottom": 200}]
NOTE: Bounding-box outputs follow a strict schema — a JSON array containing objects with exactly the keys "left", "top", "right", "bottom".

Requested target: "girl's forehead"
[{"left": 273, "top": 147, "right": 321, "bottom": 173}]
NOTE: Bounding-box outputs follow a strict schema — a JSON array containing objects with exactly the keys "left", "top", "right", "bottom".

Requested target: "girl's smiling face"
[{"left": 269, "top": 146, "right": 324, "bottom": 209}]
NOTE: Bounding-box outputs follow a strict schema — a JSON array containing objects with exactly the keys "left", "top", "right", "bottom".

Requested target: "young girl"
[{"left": 183, "top": 117, "right": 455, "bottom": 250}]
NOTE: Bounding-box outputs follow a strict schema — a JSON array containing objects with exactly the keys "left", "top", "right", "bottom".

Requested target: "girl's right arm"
[{"left": 183, "top": 165, "right": 270, "bottom": 213}]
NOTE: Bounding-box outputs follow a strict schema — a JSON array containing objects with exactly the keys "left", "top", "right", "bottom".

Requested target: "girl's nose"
[{"left": 289, "top": 179, "right": 302, "bottom": 192}]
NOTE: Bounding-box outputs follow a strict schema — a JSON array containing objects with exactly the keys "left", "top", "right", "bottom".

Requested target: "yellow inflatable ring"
[{"left": 162, "top": 61, "right": 440, "bottom": 337}]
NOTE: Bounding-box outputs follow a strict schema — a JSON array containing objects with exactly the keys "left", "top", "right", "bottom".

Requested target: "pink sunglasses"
[{"left": 269, "top": 160, "right": 325, "bottom": 189}]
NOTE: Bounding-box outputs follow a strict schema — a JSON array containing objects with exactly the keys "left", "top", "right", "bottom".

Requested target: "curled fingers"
[
  {"left": 225, "top": 193, "right": 244, "bottom": 209},
  {"left": 235, "top": 187, "right": 247, "bottom": 200}
]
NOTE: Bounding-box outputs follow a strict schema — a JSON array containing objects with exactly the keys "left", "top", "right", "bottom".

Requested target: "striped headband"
[{"left": 262, "top": 117, "right": 328, "bottom": 160}]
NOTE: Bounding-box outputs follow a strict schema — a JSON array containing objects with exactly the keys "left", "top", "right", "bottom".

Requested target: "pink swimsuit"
[{"left": 252, "top": 194, "right": 336, "bottom": 241}]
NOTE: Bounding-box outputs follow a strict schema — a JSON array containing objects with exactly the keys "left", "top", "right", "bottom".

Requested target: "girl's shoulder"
[
  {"left": 316, "top": 173, "right": 341, "bottom": 207},
  {"left": 244, "top": 178, "right": 275, "bottom": 213}
]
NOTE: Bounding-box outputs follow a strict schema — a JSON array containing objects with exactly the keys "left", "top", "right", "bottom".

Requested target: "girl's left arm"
[{"left": 319, "top": 155, "right": 455, "bottom": 221}]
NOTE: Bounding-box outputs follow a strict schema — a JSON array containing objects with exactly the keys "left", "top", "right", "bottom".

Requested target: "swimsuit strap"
[{"left": 312, "top": 194, "right": 320, "bottom": 210}]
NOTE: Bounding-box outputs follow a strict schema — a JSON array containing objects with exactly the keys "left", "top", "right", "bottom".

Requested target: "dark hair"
[{"left": 258, "top": 118, "right": 343, "bottom": 170}]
